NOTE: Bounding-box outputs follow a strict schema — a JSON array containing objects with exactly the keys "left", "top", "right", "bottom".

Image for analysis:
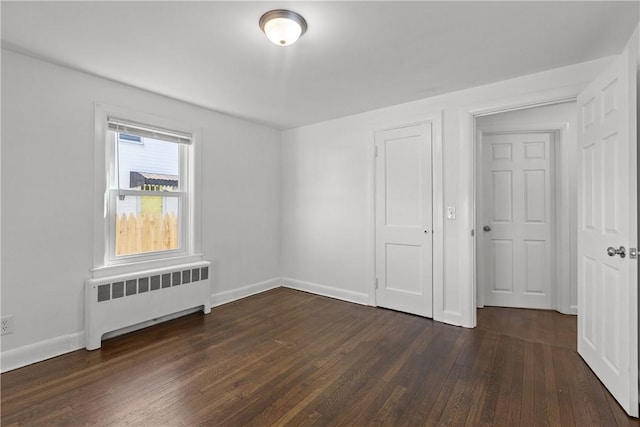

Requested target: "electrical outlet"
[{"left": 1, "top": 315, "right": 14, "bottom": 336}]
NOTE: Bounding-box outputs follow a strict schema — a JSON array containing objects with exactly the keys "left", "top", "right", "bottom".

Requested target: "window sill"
[{"left": 90, "top": 254, "right": 205, "bottom": 280}]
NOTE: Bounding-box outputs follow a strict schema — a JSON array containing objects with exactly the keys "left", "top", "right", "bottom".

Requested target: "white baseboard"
[
  {"left": 281, "top": 277, "right": 370, "bottom": 306},
  {"left": 1, "top": 332, "right": 84, "bottom": 373},
  {"left": 211, "top": 277, "right": 281, "bottom": 308}
]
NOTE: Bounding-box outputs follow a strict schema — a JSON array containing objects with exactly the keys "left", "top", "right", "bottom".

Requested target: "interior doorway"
[{"left": 475, "top": 101, "right": 578, "bottom": 314}]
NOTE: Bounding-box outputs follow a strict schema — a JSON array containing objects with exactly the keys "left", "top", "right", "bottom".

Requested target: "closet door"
[{"left": 375, "top": 123, "right": 433, "bottom": 317}]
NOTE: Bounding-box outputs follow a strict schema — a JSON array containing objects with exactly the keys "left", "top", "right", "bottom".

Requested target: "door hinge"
[
  {"left": 375, "top": 278, "right": 379, "bottom": 289},
  {"left": 630, "top": 248, "right": 637, "bottom": 260},
  {"left": 471, "top": 229, "right": 475, "bottom": 237},
  {"left": 374, "top": 145, "right": 378, "bottom": 157}
]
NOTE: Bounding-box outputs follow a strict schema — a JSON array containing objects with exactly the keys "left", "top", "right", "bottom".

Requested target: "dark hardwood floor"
[{"left": 2, "top": 288, "right": 637, "bottom": 426}]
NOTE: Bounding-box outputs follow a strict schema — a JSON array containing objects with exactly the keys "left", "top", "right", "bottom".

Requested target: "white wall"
[
  {"left": 280, "top": 125, "right": 374, "bottom": 304},
  {"left": 1, "top": 50, "right": 281, "bottom": 362},
  {"left": 281, "top": 56, "right": 613, "bottom": 326},
  {"left": 476, "top": 102, "right": 578, "bottom": 314}
]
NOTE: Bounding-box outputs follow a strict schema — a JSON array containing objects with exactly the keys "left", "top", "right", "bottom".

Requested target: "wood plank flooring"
[{"left": 2, "top": 288, "right": 637, "bottom": 426}]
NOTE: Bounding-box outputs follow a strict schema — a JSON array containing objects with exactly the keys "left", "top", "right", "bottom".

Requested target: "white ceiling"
[{"left": 2, "top": 1, "right": 638, "bottom": 129}]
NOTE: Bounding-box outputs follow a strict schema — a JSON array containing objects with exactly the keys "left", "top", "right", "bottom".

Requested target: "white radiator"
[{"left": 84, "top": 261, "right": 211, "bottom": 350}]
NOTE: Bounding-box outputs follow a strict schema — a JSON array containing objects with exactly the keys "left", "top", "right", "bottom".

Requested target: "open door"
[{"left": 577, "top": 36, "right": 638, "bottom": 416}]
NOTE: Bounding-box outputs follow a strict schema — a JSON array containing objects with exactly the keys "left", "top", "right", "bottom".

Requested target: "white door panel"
[
  {"left": 480, "top": 132, "right": 554, "bottom": 309},
  {"left": 577, "top": 49, "right": 638, "bottom": 417},
  {"left": 375, "top": 124, "right": 433, "bottom": 318}
]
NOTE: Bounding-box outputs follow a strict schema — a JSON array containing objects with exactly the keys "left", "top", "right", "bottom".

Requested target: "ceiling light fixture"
[{"left": 259, "top": 9, "right": 307, "bottom": 46}]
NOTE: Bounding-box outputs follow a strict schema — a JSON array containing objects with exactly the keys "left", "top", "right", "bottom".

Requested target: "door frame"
[
  {"left": 368, "top": 111, "right": 444, "bottom": 314},
  {"left": 459, "top": 86, "right": 582, "bottom": 328},
  {"left": 475, "top": 120, "right": 575, "bottom": 314}
]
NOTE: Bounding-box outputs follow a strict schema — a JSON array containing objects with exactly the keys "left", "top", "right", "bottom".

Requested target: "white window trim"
[{"left": 92, "top": 103, "right": 203, "bottom": 279}]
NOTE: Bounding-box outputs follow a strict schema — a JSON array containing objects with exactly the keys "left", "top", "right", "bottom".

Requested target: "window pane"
[
  {"left": 117, "top": 133, "right": 180, "bottom": 191},
  {"left": 115, "top": 195, "right": 180, "bottom": 256}
]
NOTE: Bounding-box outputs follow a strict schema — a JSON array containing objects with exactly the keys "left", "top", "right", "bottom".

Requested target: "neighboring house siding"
[{"left": 116, "top": 135, "right": 179, "bottom": 215}]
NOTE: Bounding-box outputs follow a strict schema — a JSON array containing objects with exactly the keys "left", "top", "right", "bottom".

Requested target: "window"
[
  {"left": 108, "top": 117, "right": 190, "bottom": 261},
  {"left": 101, "top": 114, "right": 195, "bottom": 266},
  {"left": 93, "top": 104, "right": 202, "bottom": 274},
  {"left": 112, "top": 129, "right": 184, "bottom": 257},
  {"left": 107, "top": 117, "right": 191, "bottom": 263}
]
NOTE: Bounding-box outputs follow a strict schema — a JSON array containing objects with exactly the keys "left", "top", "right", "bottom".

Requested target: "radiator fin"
[
  {"left": 139, "top": 277, "right": 149, "bottom": 293},
  {"left": 96, "top": 266, "right": 210, "bottom": 303},
  {"left": 98, "top": 284, "right": 110, "bottom": 302},
  {"left": 172, "top": 271, "right": 181, "bottom": 286},
  {"left": 126, "top": 280, "right": 137, "bottom": 296},
  {"left": 162, "top": 273, "right": 171, "bottom": 288},
  {"left": 112, "top": 282, "right": 124, "bottom": 298}
]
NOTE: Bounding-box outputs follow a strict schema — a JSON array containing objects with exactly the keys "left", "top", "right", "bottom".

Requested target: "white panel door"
[
  {"left": 375, "top": 124, "right": 432, "bottom": 317},
  {"left": 577, "top": 51, "right": 638, "bottom": 417},
  {"left": 479, "top": 132, "right": 554, "bottom": 309}
]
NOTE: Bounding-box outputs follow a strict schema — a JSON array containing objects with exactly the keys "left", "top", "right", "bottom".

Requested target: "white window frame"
[{"left": 92, "top": 103, "right": 203, "bottom": 278}]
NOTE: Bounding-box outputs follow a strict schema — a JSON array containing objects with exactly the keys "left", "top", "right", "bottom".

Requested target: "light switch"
[{"left": 447, "top": 206, "right": 456, "bottom": 220}]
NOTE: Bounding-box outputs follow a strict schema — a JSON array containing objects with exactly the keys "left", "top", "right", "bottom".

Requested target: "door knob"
[
  {"left": 423, "top": 229, "right": 429, "bottom": 234},
  {"left": 483, "top": 225, "right": 491, "bottom": 232},
  {"left": 607, "top": 246, "right": 626, "bottom": 258}
]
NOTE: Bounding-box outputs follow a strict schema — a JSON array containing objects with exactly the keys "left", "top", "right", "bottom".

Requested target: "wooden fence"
[{"left": 115, "top": 212, "right": 178, "bottom": 256}]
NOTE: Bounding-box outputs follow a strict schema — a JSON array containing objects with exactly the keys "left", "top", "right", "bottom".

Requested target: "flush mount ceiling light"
[{"left": 259, "top": 9, "right": 307, "bottom": 46}]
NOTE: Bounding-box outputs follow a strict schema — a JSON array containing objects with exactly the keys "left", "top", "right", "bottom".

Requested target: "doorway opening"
[
  {"left": 465, "top": 45, "right": 637, "bottom": 417},
  {"left": 474, "top": 101, "right": 578, "bottom": 315}
]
